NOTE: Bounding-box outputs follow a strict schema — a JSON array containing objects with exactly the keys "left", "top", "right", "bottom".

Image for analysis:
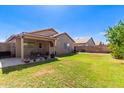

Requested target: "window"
[
  {"left": 67, "top": 43, "right": 70, "bottom": 47},
  {"left": 64, "top": 43, "right": 70, "bottom": 49},
  {"left": 39, "top": 43, "right": 42, "bottom": 48}
]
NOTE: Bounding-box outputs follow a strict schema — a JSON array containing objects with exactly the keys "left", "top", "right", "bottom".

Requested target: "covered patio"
[
  {"left": 17, "top": 33, "right": 56, "bottom": 62},
  {"left": 0, "top": 33, "right": 56, "bottom": 68}
]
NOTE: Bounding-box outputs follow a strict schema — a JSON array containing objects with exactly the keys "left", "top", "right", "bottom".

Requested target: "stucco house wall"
[
  {"left": 55, "top": 33, "right": 74, "bottom": 55},
  {"left": 0, "top": 43, "right": 10, "bottom": 52}
]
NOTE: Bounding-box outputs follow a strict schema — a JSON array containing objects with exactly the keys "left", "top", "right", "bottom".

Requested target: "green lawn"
[{"left": 1, "top": 53, "right": 124, "bottom": 88}]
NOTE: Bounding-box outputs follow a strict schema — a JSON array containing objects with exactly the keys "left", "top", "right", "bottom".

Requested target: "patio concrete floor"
[{"left": 0, "top": 58, "right": 24, "bottom": 68}]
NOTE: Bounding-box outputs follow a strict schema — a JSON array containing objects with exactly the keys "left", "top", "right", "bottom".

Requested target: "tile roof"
[
  {"left": 27, "top": 28, "right": 58, "bottom": 36},
  {"left": 74, "top": 37, "right": 91, "bottom": 43}
]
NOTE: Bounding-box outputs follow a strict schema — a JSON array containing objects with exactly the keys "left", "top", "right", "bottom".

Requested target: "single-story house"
[
  {"left": 74, "top": 37, "right": 109, "bottom": 53},
  {"left": 74, "top": 37, "right": 95, "bottom": 47},
  {"left": 0, "top": 28, "right": 75, "bottom": 61},
  {"left": 74, "top": 37, "right": 95, "bottom": 52}
]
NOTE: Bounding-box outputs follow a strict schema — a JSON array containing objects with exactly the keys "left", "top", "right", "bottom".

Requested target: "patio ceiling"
[{"left": 23, "top": 33, "right": 56, "bottom": 42}]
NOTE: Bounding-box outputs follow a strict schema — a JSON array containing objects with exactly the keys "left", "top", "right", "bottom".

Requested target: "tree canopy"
[{"left": 105, "top": 20, "right": 124, "bottom": 59}]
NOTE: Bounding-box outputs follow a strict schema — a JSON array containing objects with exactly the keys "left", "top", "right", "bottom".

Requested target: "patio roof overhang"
[{"left": 19, "top": 33, "right": 56, "bottom": 42}]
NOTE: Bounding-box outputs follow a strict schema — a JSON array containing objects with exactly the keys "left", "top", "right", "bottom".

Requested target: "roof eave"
[{"left": 53, "top": 32, "right": 75, "bottom": 43}]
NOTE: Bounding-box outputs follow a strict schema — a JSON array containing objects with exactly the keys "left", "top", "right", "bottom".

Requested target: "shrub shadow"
[{"left": 58, "top": 53, "right": 77, "bottom": 57}]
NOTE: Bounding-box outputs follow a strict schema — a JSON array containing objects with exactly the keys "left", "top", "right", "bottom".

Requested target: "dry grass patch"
[
  {"left": 111, "top": 58, "right": 124, "bottom": 64},
  {"left": 63, "top": 80, "right": 76, "bottom": 87},
  {"left": 33, "top": 66, "right": 55, "bottom": 77},
  {"left": 61, "top": 61, "right": 72, "bottom": 65}
]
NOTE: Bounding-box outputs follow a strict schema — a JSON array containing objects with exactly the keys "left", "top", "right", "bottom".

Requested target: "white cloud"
[{"left": 99, "top": 32, "right": 106, "bottom": 35}]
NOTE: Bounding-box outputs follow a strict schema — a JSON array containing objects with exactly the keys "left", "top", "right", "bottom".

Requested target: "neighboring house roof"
[
  {"left": 0, "top": 42, "right": 9, "bottom": 44},
  {"left": 75, "top": 37, "right": 91, "bottom": 43},
  {"left": 74, "top": 37, "right": 96, "bottom": 46},
  {"left": 6, "top": 35, "right": 17, "bottom": 42},
  {"left": 52, "top": 32, "right": 75, "bottom": 43},
  {"left": 95, "top": 41, "right": 101, "bottom": 45},
  {"left": 95, "top": 41, "right": 104, "bottom": 45}
]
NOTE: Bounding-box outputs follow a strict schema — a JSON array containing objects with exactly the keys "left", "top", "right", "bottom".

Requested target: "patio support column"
[
  {"left": 54, "top": 39, "right": 57, "bottom": 55},
  {"left": 21, "top": 35, "right": 24, "bottom": 61}
]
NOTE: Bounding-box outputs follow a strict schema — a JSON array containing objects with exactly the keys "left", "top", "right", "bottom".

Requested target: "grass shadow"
[
  {"left": 58, "top": 53, "right": 77, "bottom": 58},
  {"left": 1, "top": 58, "right": 59, "bottom": 74}
]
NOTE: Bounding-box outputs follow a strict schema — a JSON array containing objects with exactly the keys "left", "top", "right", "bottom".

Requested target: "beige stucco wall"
[
  {"left": 0, "top": 43, "right": 10, "bottom": 52},
  {"left": 55, "top": 34, "right": 74, "bottom": 55}
]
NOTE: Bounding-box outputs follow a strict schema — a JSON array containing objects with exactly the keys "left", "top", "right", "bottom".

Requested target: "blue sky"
[{"left": 0, "top": 5, "right": 124, "bottom": 43}]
